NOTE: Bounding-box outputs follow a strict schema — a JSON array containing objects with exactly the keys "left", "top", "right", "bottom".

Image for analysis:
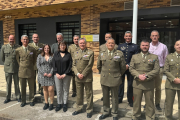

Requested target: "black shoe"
[
  {"left": 30, "top": 102, "right": 35, "bottom": 106},
  {"left": 99, "top": 114, "right": 110, "bottom": 119},
  {"left": 40, "top": 92, "right": 43, "bottom": 96},
  {"left": 113, "top": 117, "right": 118, "bottom": 120},
  {"left": 20, "top": 103, "right": 26, "bottom": 107},
  {"left": 101, "top": 97, "right": 103, "bottom": 101},
  {"left": 55, "top": 104, "right": 62, "bottom": 112},
  {"left": 16, "top": 98, "right": 21, "bottom": 102},
  {"left": 4, "top": 99, "right": 11, "bottom": 104},
  {"left": 119, "top": 99, "right": 122, "bottom": 104},
  {"left": 43, "top": 103, "right": 49, "bottom": 110},
  {"left": 129, "top": 102, "right": 133, "bottom": 107},
  {"left": 72, "top": 93, "right": 76, "bottom": 97},
  {"left": 87, "top": 112, "right": 92, "bottom": 118},
  {"left": 63, "top": 104, "right": 67, "bottom": 112},
  {"left": 156, "top": 104, "right": 162, "bottom": 111},
  {"left": 49, "top": 104, "right": 54, "bottom": 111},
  {"left": 72, "top": 110, "right": 82, "bottom": 115}
]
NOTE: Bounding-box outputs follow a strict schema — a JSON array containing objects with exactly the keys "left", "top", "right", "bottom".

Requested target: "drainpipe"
[{"left": 132, "top": 0, "right": 138, "bottom": 44}]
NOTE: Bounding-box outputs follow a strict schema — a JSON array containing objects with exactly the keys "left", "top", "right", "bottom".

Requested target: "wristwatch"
[{"left": 145, "top": 75, "right": 149, "bottom": 78}]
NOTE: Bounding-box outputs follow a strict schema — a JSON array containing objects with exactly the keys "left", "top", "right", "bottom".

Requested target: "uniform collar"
[
  {"left": 33, "top": 42, "right": 38, "bottom": 46},
  {"left": 80, "top": 48, "right": 87, "bottom": 53},
  {"left": 22, "top": 45, "right": 28, "bottom": 49},
  {"left": 126, "top": 42, "right": 132, "bottom": 45},
  {"left": 8, "top": 43, "right": 14, "bottom": 48},
  {"left": 175, "top": 52, "right": 180, "bottom": 58},
  {"left": 141, "top": 51, "right": 149, "bottom": 56},
  {"left": 107, "top": 49, "right": 115, "bottom": 53},
  {"left": 74, "top": 44, "right": 79, "bottom": 47}
]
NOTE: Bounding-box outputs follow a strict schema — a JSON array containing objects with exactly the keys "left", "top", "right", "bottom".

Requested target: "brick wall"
[
  {"left": 0, "top": 0, "right": 87, "bottom": 10},
  {"left": 0, "top": 0, "right": 171, "bottom": 72}
]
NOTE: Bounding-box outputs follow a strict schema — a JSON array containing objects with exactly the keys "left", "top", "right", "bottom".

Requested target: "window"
[
  {"left": 108, "top": 18, "right": 180, "bottom": 53},
  {"left": 56, "top": 22, "right": 80, "bottom": 45},
  {"left": 19, "top": 24, "right": 37, "bottom": 44}
]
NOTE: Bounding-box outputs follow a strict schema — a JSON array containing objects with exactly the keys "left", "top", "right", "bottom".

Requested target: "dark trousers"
[
  {"left": 118, "top": 69, "right": 133, "bottom": 103},
  {"left": 72, "top": 73, "right": 76, "bottom": 93}
]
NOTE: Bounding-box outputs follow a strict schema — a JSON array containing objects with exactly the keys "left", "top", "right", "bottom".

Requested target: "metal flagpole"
[{"left": 132, "top": 0, "right": 138, "bottom": 44}]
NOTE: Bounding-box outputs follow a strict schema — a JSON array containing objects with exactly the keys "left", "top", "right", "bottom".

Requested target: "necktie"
[
  {"left": 143, "top": 54, "right": 146, "bottom": 61},
  {"left": 25, "top": 48, "right": 27, "bottom": 53},
  {"left": 108, "top": 51, "right": 112, "bottom": 58}
]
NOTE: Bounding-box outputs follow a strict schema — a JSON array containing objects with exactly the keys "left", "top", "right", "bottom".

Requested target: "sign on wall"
[{"left": 81, "top": 34, "right": 99, "bottom": 42}]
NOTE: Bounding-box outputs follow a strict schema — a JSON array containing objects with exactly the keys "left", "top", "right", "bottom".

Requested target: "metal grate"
[
  {"left": 171, "top": 0, "right": 180, "bottom": 6},
  {"left": 19, "top": 24, "right": 37, "bottom": 45},
  {"left": 56, "top": 22, "right": 80, "bottom": 45},
  {"left": 124, "top": 1, "right": 133, "bottom": 10}
]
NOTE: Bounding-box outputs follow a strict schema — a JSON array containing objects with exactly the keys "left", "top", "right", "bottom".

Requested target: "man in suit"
[
  {"left": 164, "top": 40, "right": 180, "bottom": 120},
  {"left": 68, "top": 35, "right": 80, "bottom": 97},
  {"left": 129, "top": 39, "right": 159, "bottom": 120},
  {"left": 149, "top": 30, "right": 168, "bottom": 111},
  {"left": 117, "top": 31, "right": 139, "bottom": 107},
  {"left": 1, "top": 35, "right": 21, "bottom": 103},
  {"left": 51, "top": 33, "right": 63, "bottom": 54},
  {"left": 99, "top": 33, "right": 118, "bottom": 101},
  {"left": 51, "top": 33, "right": 64, "bottom": 95},
  {"left": 72, "top": 38, "right": 94, "bottom": 118},
  {"left": 28, "top": 33, "right": 44, "bottom": 95},
  {"left": 97, "top": 38, "right": 126, "bottom": 120},
  {"left": 16, "top": 35, "right": 36, "bottom": 107}
]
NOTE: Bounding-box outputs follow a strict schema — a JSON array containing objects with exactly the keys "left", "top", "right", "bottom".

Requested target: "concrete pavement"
[{"left": 0, "top": 65, "right": 179, "bottom": 120}]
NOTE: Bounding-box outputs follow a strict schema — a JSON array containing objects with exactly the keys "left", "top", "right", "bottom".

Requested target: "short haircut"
[
  {"left": 21, "top": 35, "right": 28, "bottom": 40},
  {"left": 73, "top": 35, "right": 79, "bottom": 39},
  {"left": 106, "top": 38, "right": 115, "bottom": 43},
  {"left": 140, "top": 39, "right": 150, "bottom": 45},
  {"left": 32, "top": 33, "right": 38, "bottom": 37},
  {"left": 78, "top": 38, "right": 86, "bottom": 44},
  {"left": 58, "top": 41, "right": 68, "bottom": 52},
  {"left": 151, "top": 30, "right": 159, "bottom": 35},
  {"left": 56, "top": 33, "right": 63, "bottom": 37},
  {"left": 124, "top": 31, "right": 132, "bottom": 35},
  {"left": 105, "top": 33, "right": 112, "bottom": 36}
]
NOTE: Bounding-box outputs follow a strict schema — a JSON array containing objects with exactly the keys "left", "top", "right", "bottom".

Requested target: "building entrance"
[{"left": 107, "top": 14, "right": 180, "bottom": 53}]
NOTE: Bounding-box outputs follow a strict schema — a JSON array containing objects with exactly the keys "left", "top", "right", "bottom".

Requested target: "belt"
[{"left": 160, "top": 66, "right": 164, "bottom": 68}]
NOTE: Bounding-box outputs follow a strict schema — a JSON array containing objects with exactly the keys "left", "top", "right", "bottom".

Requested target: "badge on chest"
[
  {"left": 148, "top": 59, "right": 155, "bottom": 62},
  {"left": 121, "top": 46, "right": 126, "bottom": 50}
]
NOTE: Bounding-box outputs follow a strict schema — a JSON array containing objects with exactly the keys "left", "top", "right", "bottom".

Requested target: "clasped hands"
[
  {"left": 174, "top": 78, "right": 180, "bottom": 84},
  {"left": 44, "top": 73, "right": 52, "bottom": 77},
  {"left": 56, "top": 73, "right": 66, "bottom": 80},
  {"left": 138, "top": 74, "right": 147, "bottom": 81},
  {"left": 78, "top": 74, "right": 84, "bottom": 80}
]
